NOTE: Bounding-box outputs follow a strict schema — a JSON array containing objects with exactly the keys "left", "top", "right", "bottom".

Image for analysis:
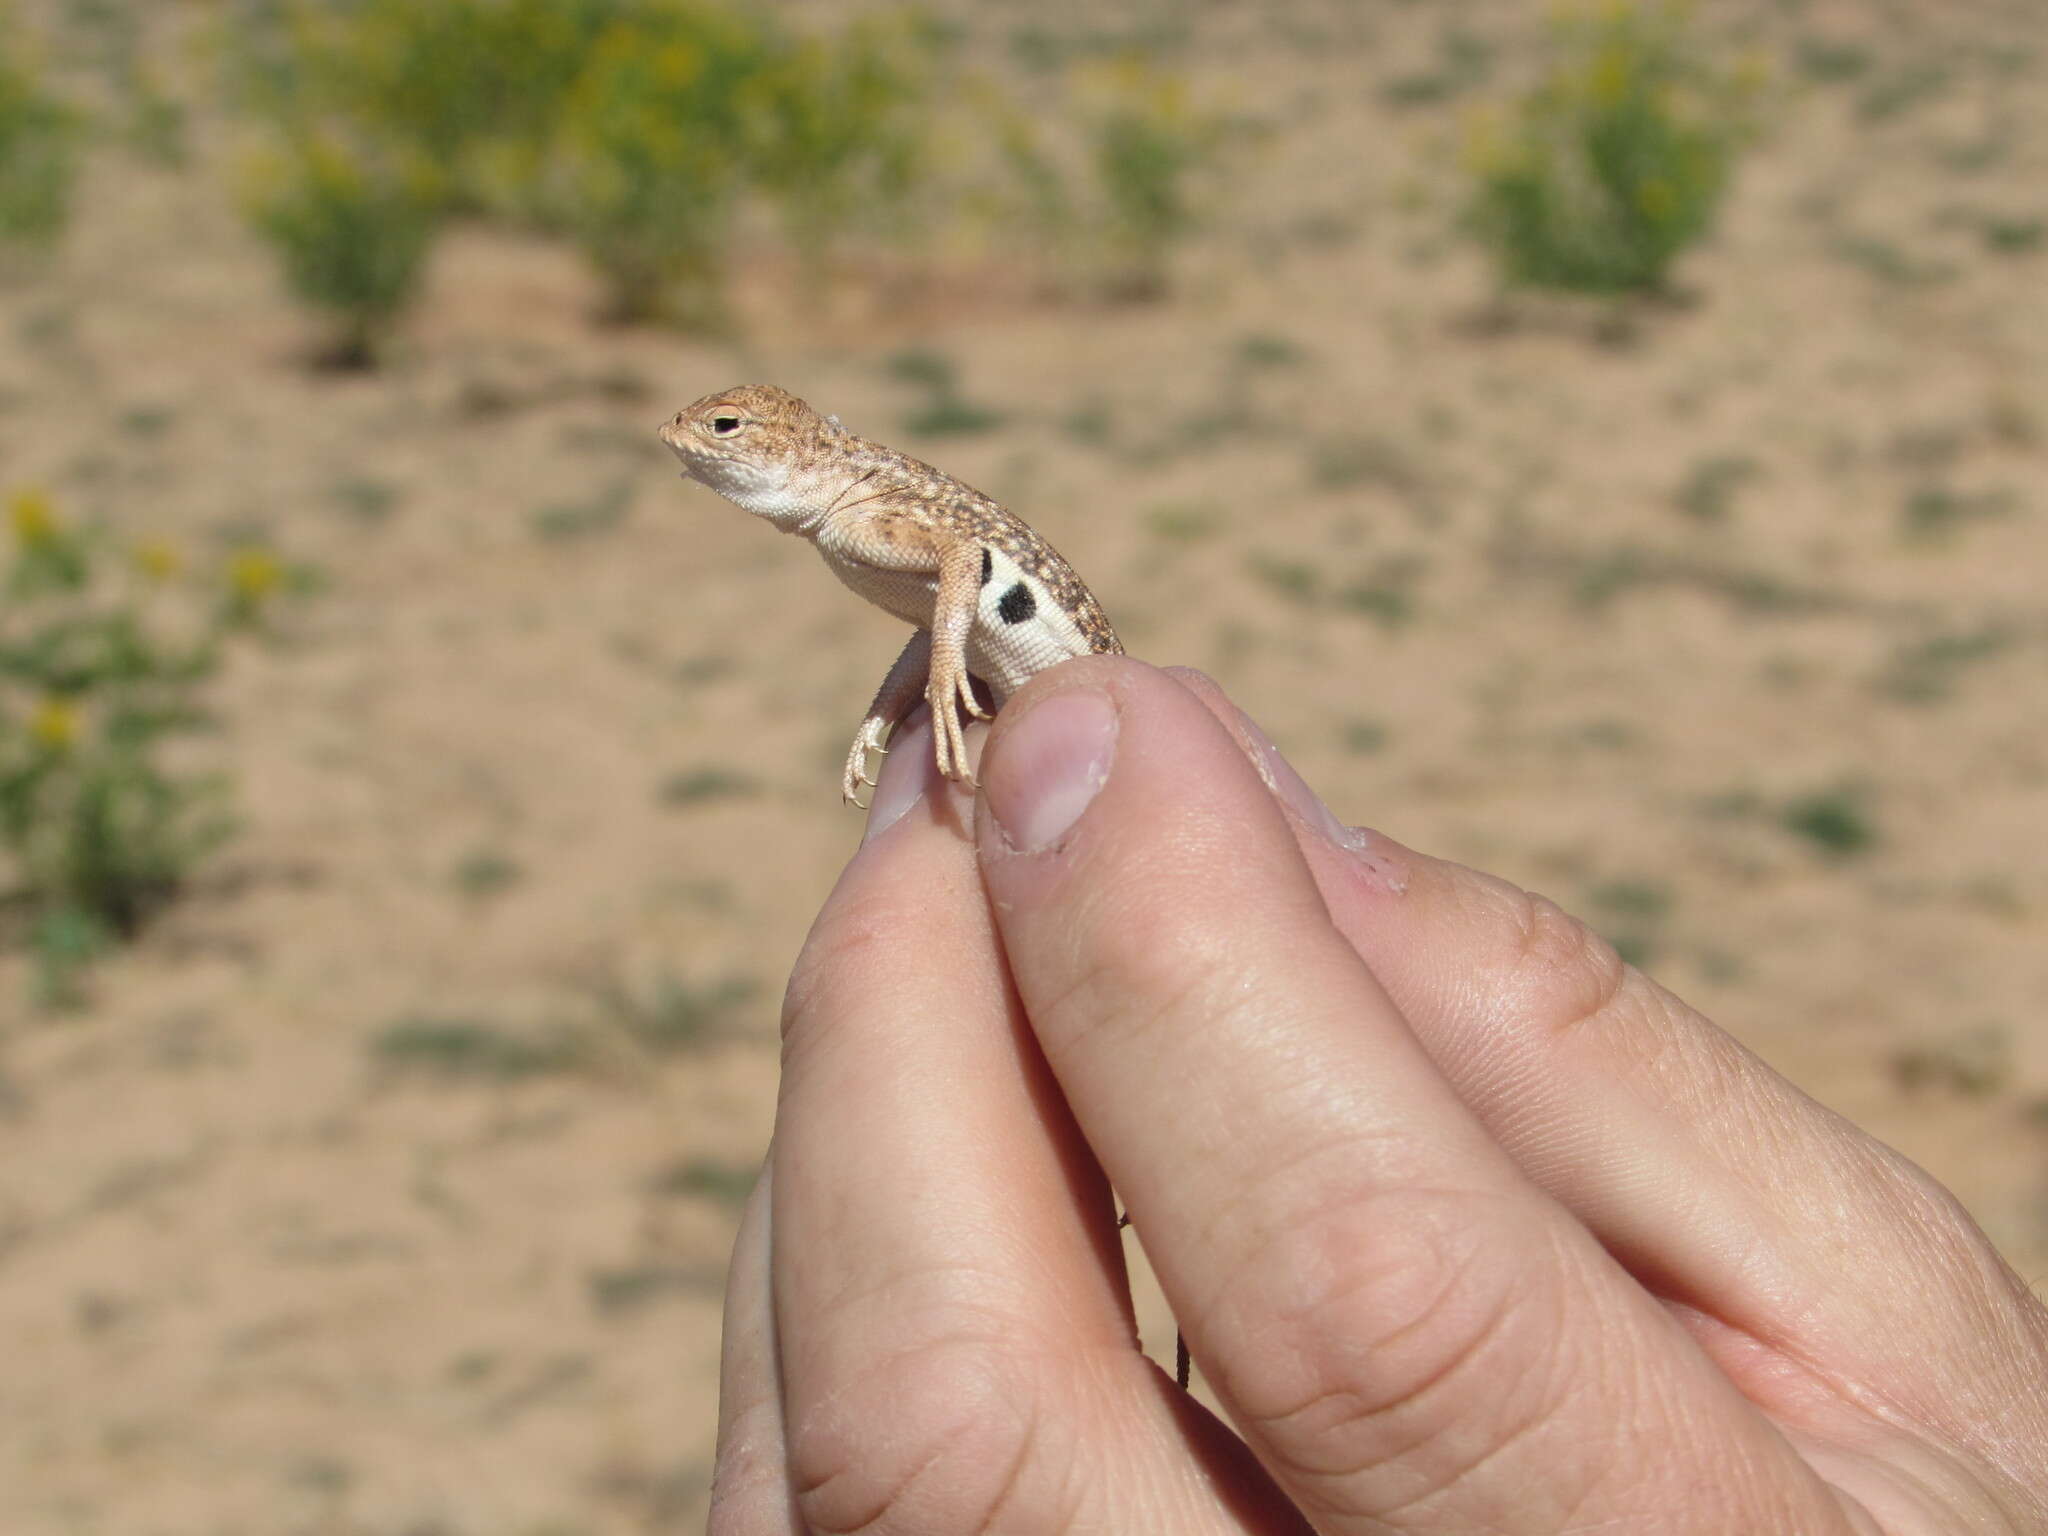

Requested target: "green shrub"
[
  {"left": 1086, "top": 59, "right": 1219, "bottom": 298},
  {"left": 743, "top": 13, "right": 940, "bottom": 282},
  {"left": 241, "top": 132, "right": 443, "bottom": 366},
  {"left": 222, "top": 1, "right": 1219, "bottom": 322},
  {"left": 1780, "top": 785, "right": 1875, "bottom": 858},
  {"left": 0, "top": 490, "right": 302, "bottom": 1006},
  {"left": 984, "top": 56, "right": 1229, "bottom": 300},
  {"left": 0, "top": 14, "right": 80, "bottom": 255},
  {"left": 1465, "top": 3, "right": 1753, "bottom": 295},
  {"left": 228, "top": 0, "right": 616, "bottom": 220},
  {"left": 544, "top": 8, "right": 772, "bottom": 324}
]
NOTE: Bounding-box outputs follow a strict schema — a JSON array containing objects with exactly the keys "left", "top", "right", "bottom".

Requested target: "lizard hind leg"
[{"left": 844, "top": 630, "right": 933, "bottom": 807}]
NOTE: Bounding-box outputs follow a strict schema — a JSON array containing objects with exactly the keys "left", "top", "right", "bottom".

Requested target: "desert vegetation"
[{"left": 0, "top": 2, "right": 2041, "bottom": 1530}]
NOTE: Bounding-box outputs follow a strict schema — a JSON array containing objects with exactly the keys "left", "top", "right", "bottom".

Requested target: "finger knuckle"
[
  {"left": 780, "top": 880, "right": 935, "bottom": 1067},
  {"left": 786, "top": 1337, "right": 1053, "bottom": 1536},
  {"left": 1483, "top": 881, "right": 1635, "bottom": 1045},
  {"left": 1210, "top": 1185, "right": 1567, "bottom": 1501},
  {"left": 781, "top": 905, "right": 882, "bottom": 1046}
]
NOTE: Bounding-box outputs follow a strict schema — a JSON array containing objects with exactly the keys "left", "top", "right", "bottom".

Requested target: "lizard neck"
[
  {"left": 682, "top": 428, "right": 914, "bottom": 540},
  {"left": 697, "top": 461, "right": 833, "bottom": 537}
]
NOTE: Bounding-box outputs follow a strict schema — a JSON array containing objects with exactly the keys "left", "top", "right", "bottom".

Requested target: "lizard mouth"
[
  {"left": 657, "top": 427, "right": 707, "bottom": 469},
  {"left": 660, "top": 435, "right": 743, "bottom": 492}
]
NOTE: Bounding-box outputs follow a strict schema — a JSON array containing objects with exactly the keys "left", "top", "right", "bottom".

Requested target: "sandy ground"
[{"left": 0, "top": 1, "right": 2043, "bottom": 1530}]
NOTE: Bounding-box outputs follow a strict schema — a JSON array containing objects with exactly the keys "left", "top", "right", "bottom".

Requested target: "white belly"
[{"left": 824, "top": 550, "right": 1091, "bottom": 704}]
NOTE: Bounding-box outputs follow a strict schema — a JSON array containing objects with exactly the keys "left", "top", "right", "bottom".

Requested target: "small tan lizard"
[{"left": 660, "top": 385, "right": 1123, "bottom": 802}]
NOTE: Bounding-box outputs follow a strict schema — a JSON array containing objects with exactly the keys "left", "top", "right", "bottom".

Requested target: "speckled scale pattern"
[
  {"left": 666, "top": 385, "right": 1117, "bottom": 649},
  {"left": 814, "top": 443, "right": 1116, "bottom": 659}
]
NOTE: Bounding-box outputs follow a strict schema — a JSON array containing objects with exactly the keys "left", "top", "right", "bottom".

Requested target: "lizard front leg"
[
  {"left": 844, "top": 629, "right": 931, "bottom": 807},
  {"left": 927, "top": 540, "right": 993, "bottom": 784}
]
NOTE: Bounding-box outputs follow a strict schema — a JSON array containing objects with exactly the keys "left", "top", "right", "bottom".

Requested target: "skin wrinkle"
[
  {"left": 823, "top": 468, "right": 884, "bottom": 517},
  {"left": 1204, "top": 1184, "right": 1539, "bottom": 1447},
  {"left": 1570, "top": 1308, "right": 1852, "bottom": 1536},
  {"left": 1418, "top": 855, "right": 1838, "bottom": 1254},
  {"left": 773, "top": 1096, "right": 1133, "bottom": 1375},
  {"left": 777, "top": 864, "right": 994, "bottom": 1061},
  {"left": 1176, "top": 1121, "right": 1453, "bottom": 1293},
  {"left": 1240, "top": 1234, "right": 1554, "bottom": 1530},
  {"left": 1809, "top": 1181, "right": 2048, "bottom": 1473},
  {"left": 778, "top": 851, "right": 991, "bottom": 1043},
  {"left": 962, "top": 1397, "right": 1061, "bottom": 1536},
  {"left": 1362, "top": 1361, "right": 1575, "bottom": 1532},
  {"left": 1025, "top": 922, "right": 1487, "bottom": 1318},
  {"left": 1700, "top": 1138, "right": 2048, "bottom": 1466},
  {"left": 1018, "top": 889, "right": 1304, "bottom": 1091},
  {"left": 787, "top": 1336, "right": 1042, "bottom": 1536},
  {"left": 1681, "top": 1279, "right": 2043, "bottom": 1534},
  {"left": 1259, "top": 1216, "right": 1516, "bottom": 1442},
  {"left": 792, "top": 1258, "right": 1074, "bottom": 1369}
]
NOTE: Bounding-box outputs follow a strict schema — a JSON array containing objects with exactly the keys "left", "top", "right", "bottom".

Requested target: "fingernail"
[
  {"left": 861, "top": 713, "right": 932, "bottom": 844},
  {"left": 1234, "top": 712, "right": 1406, "bottom": 892},
  {"left": 985, "top": 688, "right": 1118, "bottom": 853},
  {"left": 1232, "top": 713, "right": 1356, "bottom": 848}
]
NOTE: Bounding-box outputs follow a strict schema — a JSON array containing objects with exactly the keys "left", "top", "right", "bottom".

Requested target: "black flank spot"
[
  {"left": 980, "top": 546, "right": 993, "bottom": 586},
  {"left": 998, "top": 581, "right": 1036, "bottom": 625}
]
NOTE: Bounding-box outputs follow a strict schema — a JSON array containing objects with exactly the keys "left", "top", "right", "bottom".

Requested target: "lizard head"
[{"left": 659, "top": 384, "right": 843, "bottom": 523}]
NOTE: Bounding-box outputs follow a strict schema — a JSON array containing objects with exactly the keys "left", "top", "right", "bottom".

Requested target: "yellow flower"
[
  {"left": 1587, "top": 43, "right": 1633, "bottom": 106},
  {"left": 28, "top": 697, "right": 77, "bottom": 751},
  {"left": 652, "top": 39, "right": 702, "bottom": 90},
  {"left": 8, "top": 487, "right": 59, "bottom": 548},
  {"left": 226, "top": 546, "right": 284, "bottom": 606},
  {"left": 132, "top": 537, "right": 182, "bottom": 583}
]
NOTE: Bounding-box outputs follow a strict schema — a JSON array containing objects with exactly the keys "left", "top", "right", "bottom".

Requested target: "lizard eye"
[{"left": 709, "top": 415, "right": 743, "bottom": 437}]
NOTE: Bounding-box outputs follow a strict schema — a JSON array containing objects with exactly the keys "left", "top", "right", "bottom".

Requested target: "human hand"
[{"left": 709, "top": 658, "right": 2048, "bottom": 1534}]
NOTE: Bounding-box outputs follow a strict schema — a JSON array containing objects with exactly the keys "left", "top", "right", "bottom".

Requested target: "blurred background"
[{"left": 0, "top": 0, "right": 2042, "bottom": 1529}]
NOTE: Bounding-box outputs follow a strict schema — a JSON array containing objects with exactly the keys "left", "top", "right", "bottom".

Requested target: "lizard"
[{"left": 659, "top": 384, "right": 1123, "bottom": 804}]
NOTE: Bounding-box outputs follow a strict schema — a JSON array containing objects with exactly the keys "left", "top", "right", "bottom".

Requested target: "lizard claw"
[
  {"left": 957, "top": 672, "right": 993, "bottom": 723},
  {"left": 843, "top": 721, "right": 888, "bottom": 807}
]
